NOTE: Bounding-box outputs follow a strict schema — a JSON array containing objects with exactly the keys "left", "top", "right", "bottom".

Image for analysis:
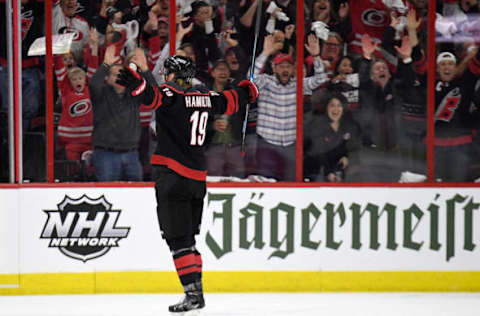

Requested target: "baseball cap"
[
  {"left": 157, "top": 16, "right": 169, "bottom": 24},
  {"left": 273, "top": 53, "right": 294, "bottom": 65},
  {"left": 436, "top": 52, "right": 457, "bottom": 64},
  {"left": 210, "top": 59, "right": 229, "bottom": 71}
]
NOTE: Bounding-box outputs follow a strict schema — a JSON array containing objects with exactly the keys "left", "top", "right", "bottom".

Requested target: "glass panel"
[
  {"left": 52, "top": 0, "right": 92, "bottom": 182},
  {"left": 22, "top": 0, "right": 46, "bottom": 182},
  {"left": 435, "top": 0, "right": 480, "bottom": 182},
  {"left": 0, "top": 2, "right": 11, "bottom": 183},
  {"left": 304, "top": 0, "right": 429, "bottom": 183},
  {"left": 51, "top": 0, "right": 148, "bottom": 182},
  {"left": 204, "top": 0, "right": 299, "bottom": 181},
  {"left": 42, "top": 0, "right": 300, "bottom": 183}
]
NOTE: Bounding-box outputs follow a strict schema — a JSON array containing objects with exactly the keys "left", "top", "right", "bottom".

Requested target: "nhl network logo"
[{"left": 40, "top": 195, "right": 130, "bottom": 262}]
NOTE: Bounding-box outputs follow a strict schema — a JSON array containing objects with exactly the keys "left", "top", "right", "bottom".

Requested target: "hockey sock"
[
  {"left": 167, "top": 236, "right": 202, "bottom": 287},
  {"left": 172, "top": 248, "right": 199, "bottom": 287},
  {"left": 193, "top": 248, "right": 203, "bottom": 280}
]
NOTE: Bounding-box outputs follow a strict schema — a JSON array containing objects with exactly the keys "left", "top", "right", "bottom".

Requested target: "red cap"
[
  {"left": 273, "top": 53, "right": 293, "bottom": 65},
  {"left": 157, "top": 16, "right": 169, "bottom": 24}
]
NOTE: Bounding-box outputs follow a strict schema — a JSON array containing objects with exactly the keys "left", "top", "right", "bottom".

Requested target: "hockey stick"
[{"left": 240, "top": 0, "right": 262, "bottom": 156}]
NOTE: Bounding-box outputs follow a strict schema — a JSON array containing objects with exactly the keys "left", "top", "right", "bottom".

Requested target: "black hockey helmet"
[{"left": 164, "top": 55, "right": 196, "bottom": 82}]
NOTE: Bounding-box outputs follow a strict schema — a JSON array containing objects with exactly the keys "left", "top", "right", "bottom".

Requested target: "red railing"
[
  {"left": 295, "top": 0, "right": 305, "bottom": 182},
  {"left": 12, "top": 0, "right": 20, "bottom": 183},
  {"left": 46, "top": 0, "right": 54, "bottom": 183}
]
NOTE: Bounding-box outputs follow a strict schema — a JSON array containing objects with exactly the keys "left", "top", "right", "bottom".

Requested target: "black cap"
[
  {"left": 191, "top": 1, "right": 210, "bottom": 16},
  {"left": 211, "top": 59, "right": 228, "bottom": 70}
]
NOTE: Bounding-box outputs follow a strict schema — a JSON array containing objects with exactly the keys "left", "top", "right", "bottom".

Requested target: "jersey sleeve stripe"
[
  {"left": 232, "top": 89, "right": 239, "bottom": 113},
  {"left": 142, "top": 86, "right": 162, "bottom": 110},
  {"left": 223, "top": 89, "right": 238, "bottom": 115},
  {"left": 160, "top": 83, "right": 184, "bottom": 94}
]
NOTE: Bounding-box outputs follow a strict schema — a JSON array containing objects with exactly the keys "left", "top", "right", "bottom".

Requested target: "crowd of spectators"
[{"left": 0, "top": 0, "right": 480, "bottom": 183}]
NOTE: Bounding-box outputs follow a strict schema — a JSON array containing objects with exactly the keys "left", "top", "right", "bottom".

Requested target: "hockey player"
[{"left": 115, "top": 55, "right": 259, "bottom": 313}]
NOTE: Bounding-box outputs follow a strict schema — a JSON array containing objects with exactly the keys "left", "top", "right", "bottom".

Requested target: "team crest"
[
  {"left": 69, "top": 99, "right": 92, "bottom": 117},
  {"left": 58, "top": 27, "right": 83, "bottom": 41},
  {"left": 361, "top": 9, "right": 387, "bottom": 27},
  {"left": 40, "top": 195, "right": 130, "bottom": 262}
]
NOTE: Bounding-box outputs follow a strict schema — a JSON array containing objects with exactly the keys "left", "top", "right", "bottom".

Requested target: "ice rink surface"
[{"left": 0, "top": 292, "right": 479, "bottom": 316}]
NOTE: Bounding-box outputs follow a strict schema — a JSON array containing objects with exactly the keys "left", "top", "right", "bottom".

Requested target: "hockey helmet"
[{"left": 164, "top": 55, "right": 196, "bottom": 82}]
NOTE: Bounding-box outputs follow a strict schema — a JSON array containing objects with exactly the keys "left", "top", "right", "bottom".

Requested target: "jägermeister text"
[{"left": 205, "top": 193, "right": 478, "bottom": 262}]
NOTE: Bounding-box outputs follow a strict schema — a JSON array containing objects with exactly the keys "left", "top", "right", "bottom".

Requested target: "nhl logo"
[{"left": 40, "top": 195, "right": 130, "bottom": 262}]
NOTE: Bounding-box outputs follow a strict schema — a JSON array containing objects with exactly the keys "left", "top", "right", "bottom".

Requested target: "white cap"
[{"left": 436, "top": 52, "right": 457, "bottom": 64}]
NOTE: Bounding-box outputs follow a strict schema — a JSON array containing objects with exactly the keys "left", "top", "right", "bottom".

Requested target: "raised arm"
[
  {"left": 53, "top": 55, "right": 68, "bottom": 90},
  {"left": 152, "top": 18, "right": 194, "bottom": 84},
  {"left": 251, "top": 34, "right": 278, "bottom": 89},
  {"left": 303, "top": 34, "right": 328, "bottom": 93},
  {"left": 130, "top": 47, "right": 157, "bottom": 86},
  {"left": 406, "top": 9, "right": 421, "bottom": 48},
  {"left": 84, "top": 27, "right": 99, "bottom": 81},
  {"left": 239, "top": 0, "right": 260, "bottom": 28},
  {"left": 212, "top": 80, "right": 259, "bottom": 115},
  {"left": 395, "top": 36, "right": 417, "bottom": 87},
  {"left": 89, "top": 44, "right": 116, "bottom": 100},
  {"left": 358, "top": 34, "right": 377, "bottom": 86}
]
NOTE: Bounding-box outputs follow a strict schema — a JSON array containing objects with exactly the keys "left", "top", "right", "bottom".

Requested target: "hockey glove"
[
  {"left": 116, "top": 66, "right": 148, "bottom": 97},
  {"left": 237, "top": 80, "right": 259, "bottom": 103},
  {"left": 116, "top": 66, "right": 156, "bottom": 105}
]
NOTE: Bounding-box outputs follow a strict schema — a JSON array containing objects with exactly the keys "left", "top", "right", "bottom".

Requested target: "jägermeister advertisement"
[{"left": 202, "top": 188, "right": 480, "bottom": 271}]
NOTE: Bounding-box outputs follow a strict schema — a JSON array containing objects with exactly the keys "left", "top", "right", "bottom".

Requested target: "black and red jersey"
[
  {"left": 0, "top": 0, "right": 44, "bottom": 67},
  {"left": 434, "top": 54, "right": 480, "bottom": 145},
  {"left": 144, "top": 82, "right": 249, "bottom": 181}
]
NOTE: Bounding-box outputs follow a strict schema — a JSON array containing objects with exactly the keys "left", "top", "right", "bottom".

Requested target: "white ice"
[{"left": 0, "top": 293, "right": 479, "bottom": 316}]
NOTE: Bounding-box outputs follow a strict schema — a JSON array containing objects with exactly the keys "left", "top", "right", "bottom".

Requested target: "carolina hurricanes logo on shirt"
[
  {"left": 361, "top": 9, "right": 387, "bottom": 27},
  {"left": 435, "top": 88, "right": 461, "bottom": 122},
  {"left": 58, "top": 26, "right": 83, "bottom": 41},
  {"left": 21, "top": 9, "right": 34, "bottom": 40},
  {"left": 69, "top": 99, "right": 92, "bottom": 117}
]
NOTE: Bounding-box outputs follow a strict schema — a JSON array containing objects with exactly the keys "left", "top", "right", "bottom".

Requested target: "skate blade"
[{"left": 169, "top": 310, "right": 202, "bottom": 316}]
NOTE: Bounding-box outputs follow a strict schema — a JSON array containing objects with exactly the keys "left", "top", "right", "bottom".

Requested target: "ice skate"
[{"left": 169, "top": 283, "right": 205, "bottom": 314}]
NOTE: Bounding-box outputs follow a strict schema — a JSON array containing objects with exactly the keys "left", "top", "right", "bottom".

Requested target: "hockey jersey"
[
  {"left": 143, "top": 81, "right": 249, "bottom": 181},
  {"left": 0, "top": 0, "right": 44, "bottom": 67},
  {"left": 348, "top": 0, "right": 411, "bottom": 63},
  {"left": 434, "top": 53, "right": 480, "bottom": 144},
  {"left": 54, "top": 56, "right": 96, "bottom": 145},
  {"left": 53, "top": 2, "right": 89, "bottom": 60}
]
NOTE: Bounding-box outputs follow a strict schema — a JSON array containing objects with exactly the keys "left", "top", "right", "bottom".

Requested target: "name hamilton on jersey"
[{"left": 185, "top": 95, "right": 212, "bottom": 108}]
